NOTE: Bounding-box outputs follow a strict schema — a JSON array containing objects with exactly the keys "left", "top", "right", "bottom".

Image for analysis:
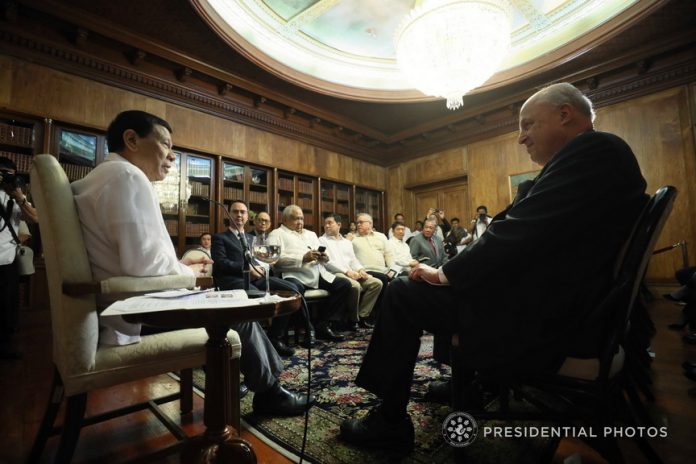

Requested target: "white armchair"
[{"left": 27, "top": 154, "right": 242, "bottom": 463}]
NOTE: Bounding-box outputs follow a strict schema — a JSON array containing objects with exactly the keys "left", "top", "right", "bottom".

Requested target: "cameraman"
[
  {"left": 0, "top": 156, "right": 38, "bottom": 359},
  {"left": 466, "top": 205, "right": 492, "bottom": 243}
]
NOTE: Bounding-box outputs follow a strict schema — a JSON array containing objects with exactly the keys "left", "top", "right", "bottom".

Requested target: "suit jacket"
[
  {"left": 409, "top": 233, "right": 446, "bottom": 268},
  {"left": 211, "top": 229, "right": 254, "bottom": 290},
  {"left": 442, "top": 131, "right": 648, "bottom": 374}
]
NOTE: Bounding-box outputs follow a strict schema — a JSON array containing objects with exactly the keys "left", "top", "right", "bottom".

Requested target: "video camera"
[{"left": 0, "top": 171, "right": 24, "bottom": 189}]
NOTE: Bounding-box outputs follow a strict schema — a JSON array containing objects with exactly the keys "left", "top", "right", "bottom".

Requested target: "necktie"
[{"left": 429, "top": 238, "right": 437, "bottom": 255}]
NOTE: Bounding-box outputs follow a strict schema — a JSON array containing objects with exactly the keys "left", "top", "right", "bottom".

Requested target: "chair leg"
[
  {"left": 27, "top": 368, "right": 64, "bottom": 463},
  {"left": 54, "top": 393, "right": 87, "bottom": 464},
  {"left": 180, "top": 368, "right": 193, "bottom": 414}
]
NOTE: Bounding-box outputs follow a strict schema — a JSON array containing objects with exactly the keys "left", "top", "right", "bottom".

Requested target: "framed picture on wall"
[{"left": 509, "top": 170, "right": 540, "bottom": 202}]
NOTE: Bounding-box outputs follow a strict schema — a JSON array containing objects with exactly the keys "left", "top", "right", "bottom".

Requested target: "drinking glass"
[{"left": 251, "top": 234, "right": 281, "bottom": 299}]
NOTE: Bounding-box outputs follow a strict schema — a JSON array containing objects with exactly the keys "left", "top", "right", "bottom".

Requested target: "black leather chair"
[{"left": 451, "top": 186, "right": 676, "bottom": 463}]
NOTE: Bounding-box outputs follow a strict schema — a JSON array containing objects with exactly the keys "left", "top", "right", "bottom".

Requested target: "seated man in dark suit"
[
  {"left": 212, "top": 200, "right": 303, "bottom": 357},
  {"left": 340, "top": 82, "right": 648, "bottom": 450},
  {"left": 408, "top": 218, "right": 447, "bottom": 268}
]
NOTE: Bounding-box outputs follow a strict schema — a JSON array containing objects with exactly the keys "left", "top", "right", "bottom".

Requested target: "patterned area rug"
[{"left": 191, "top": 329, "right": 557, "bottom": 463}]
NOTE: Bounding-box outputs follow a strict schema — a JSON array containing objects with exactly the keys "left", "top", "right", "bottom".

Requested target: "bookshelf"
[
  {"left": 319, "top": 180, "right": 352, "bottom": 234},
  {"left": 276, "top": 171, "right": 317, "bottom": 231}
]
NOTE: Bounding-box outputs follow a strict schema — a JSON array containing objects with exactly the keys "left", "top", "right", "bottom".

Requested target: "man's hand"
[
  {"left": 358, "top": 269, "right": 370, "bottom": 281},
  {"left": 250, "top": 266, "right": 264, "bottom": 281},
  {"left": 318, "top": 252, "right": 330, "bottom": 263},
  {"left": 181, "top": 255, "right": 214, "bottom": 266},
  {"left": 409, "top": 263, "right": 440, "bottom": 284},
  {"left": 303, "top": 250, "right": 322, "bottom": 263},
  {"left": 346, "top": 270, "right": 361, "bottom": 280}
]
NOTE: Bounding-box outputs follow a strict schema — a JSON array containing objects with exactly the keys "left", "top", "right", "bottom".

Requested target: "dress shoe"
[
  {"left": 239, "top": 382, "right": 249, "bottom": 399},
  {"left": 340, "top": 407, "right": 414, "bottom": 451},
  {"left": 270, "top": 338, "right": 295, "bottom": 357},
  {"left": 316, "top": 324, "right": 345, "bottom": 342},
  {"left": 335, "top": 321, "right": 359, "bottom": 332},
  {"left": 663, "top": 293, "right": 683, "bottom": 302},
  {"left": 682, "top": 361, "right": 696, "bottom": 370},
  {"left": 300, "top": 331, "right": 316, "bottom": 348},
  {"left": 683, "top": 333, "right": 696, "bottom": 345},
  {"left": 684, "top": 367, "right": 696, "bottom": 382},
  {"left": 425, "top": 379, "right": 451, "bottom": 404},
  {"left": 252, "top": 384, "right": 315, "bottom": 416},
  {"left": 358, "top": 317, "right": 374, "bottom": 329}
]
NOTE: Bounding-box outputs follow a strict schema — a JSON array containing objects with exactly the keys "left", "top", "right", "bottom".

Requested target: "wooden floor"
[{"left": 1, "top": 285, "right": 694, "bottom": 464}]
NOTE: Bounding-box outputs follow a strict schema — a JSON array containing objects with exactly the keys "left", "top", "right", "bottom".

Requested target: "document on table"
[{"left": 101, "top": 290, "right": 294, "bottom": 317}]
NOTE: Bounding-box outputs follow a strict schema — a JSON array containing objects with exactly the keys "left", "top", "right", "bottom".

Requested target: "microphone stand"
[{"left": 202, "top": 197, "right": 253, "bottom": 292}]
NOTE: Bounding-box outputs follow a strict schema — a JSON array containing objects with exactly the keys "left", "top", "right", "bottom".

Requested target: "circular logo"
[{"left": 442, "top": 412, "right": 478, "bottom": 447}]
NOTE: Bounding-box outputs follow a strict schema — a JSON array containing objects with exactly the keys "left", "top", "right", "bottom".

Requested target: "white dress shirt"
[
  {"left": 268, "top": 224, "right": 334, "bottom": 288},
  {"left": 319, "top": 233, "right": 364, "bottom": 274},
  {"left": 73, "top": 153, "right": 193, "bottom": 345},
  {"left": 0, "top": 190, "right": 22, "bottom": 265},
  {"left": 389, "top": 236, "right": 414, "bottom": 268}
]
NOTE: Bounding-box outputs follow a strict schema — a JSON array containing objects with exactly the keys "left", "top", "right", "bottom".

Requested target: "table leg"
[{"left": 181, "top": 326, "right": 256, "bottom": 464}]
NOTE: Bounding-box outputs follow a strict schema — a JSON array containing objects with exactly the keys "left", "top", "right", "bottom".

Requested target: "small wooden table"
[{"left": 122, "top": 291, "right": 301, "bottom": 464}]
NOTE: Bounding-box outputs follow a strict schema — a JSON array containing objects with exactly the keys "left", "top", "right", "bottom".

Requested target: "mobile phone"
[
  {"left": 386, "top": 269, "right": 397, "bottom": 279},
  {"left": 317, "top": 246, "right": 326, "bottom": 253},
  {"left": 417, "top": 257, "right": 429, "bottom": 262}
]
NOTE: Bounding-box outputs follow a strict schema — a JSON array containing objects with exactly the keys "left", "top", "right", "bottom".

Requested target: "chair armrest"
[{"left": 100, "top": 275, "right": 196, "bottom": 294}]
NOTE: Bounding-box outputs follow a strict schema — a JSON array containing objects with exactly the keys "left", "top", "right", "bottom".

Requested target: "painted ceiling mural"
[{"left": 198, "top": 0, "right": 645, "bottom": 100}]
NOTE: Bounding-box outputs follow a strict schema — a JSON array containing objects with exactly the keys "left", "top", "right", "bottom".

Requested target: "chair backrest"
[
  {"left": 30, "top": 155, "right": 99, "bottom": 376},
  {"left": 598, "top": 186, "right": 676, "bottom": 380}
]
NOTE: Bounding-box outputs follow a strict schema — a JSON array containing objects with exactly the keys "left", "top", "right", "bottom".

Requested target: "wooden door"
[{"left": 412, "top": 180, "right": 469, "bottom": 228}]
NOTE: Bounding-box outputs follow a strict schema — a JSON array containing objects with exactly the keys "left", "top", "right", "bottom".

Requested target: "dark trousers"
[
  {"left": 355, "top": 276, "right": 458, "bottom": 415},
  {"left": 0, "top": 259, "right": 19, "bottom": 340},
  {"left": 285, "top": 276, "right": 352, "bottom": 326},
  {"left": 366, "top": 271, "right": 390, "bottom": 320}
]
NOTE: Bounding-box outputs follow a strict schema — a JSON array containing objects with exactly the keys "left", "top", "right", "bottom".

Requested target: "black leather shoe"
[
  {"left": 300, "top": 331, "right": 316, "bottom": 348},
  {"left": 425, "top": 379, "right": 451, "bottom": 404},
  {"left": 336, "top": 321, "right": 359, "bottom": 332},
  {"left": 340, "top": 407, "right": 414, "bottom": 451},
  {"left": 685, "top": 367, "right": 696, "bottom": 382},
  {"left": 358, "top": 317, "right": 374, "bottom": 329},
  {"left": 663, "top": 293, "right": 683, "bottom": 302},
  {"left": 252, "top": 385, "right": 315, "bottom": 416},
  {"left": 239, "top": 382, "right": 249, "bottom": 399},
  {"left": 270, "top": 338, "right": 295, "bottom": 357},
  {"left": 316, "top": 324, "right": 345, "bottom": 342},
  {"left": 683, "top": 333, "right": 696, "bottom": 345},
  {"left": 682, "top": 361, "right": 696, "bottom": 370}
]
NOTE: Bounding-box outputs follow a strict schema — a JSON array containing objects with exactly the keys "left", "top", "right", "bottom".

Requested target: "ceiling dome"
[{"left": 191, "top": 0, "right": 659, "bottom": 102}]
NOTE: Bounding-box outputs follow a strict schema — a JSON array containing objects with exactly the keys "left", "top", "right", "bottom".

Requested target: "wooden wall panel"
[
  {"left": 466, "top": 132, "right": 536, "bottom": 218},
  {"left": 2, "top": 56, "right": 386, "bottom": 190},
  {"left": 595, "top": 86, "right": 696, "bottom": 280},
  {"left": 402, "top": 146, "right": 467, "bottom": 188}
]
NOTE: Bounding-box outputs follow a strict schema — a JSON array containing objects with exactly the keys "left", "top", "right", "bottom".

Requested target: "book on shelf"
[{"left": 0, "top": 122, "right": 33, "bottom": 146}]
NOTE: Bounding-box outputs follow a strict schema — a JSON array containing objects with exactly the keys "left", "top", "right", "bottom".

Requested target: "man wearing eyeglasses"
[{"left": 251, "top": 211, "right": 272, "bottom": 237}]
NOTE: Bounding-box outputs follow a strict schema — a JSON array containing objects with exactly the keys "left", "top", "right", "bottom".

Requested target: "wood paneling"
[
  {"left": 595, "top": 86, "right": 696, "bottom": 280},
  {"left": 2, "top": 56, "right": 386, "bottom": 190}
]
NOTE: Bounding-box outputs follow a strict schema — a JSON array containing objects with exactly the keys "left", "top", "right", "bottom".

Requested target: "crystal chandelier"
[
  {"left": 153, "top": 162, "right": 191, "bottom": 212},
  {"left": 395, "top": 0, "right": 512, "bottom": 110}
]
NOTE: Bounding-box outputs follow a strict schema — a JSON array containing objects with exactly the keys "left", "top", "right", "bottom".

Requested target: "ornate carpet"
[{"left": 190, "top": 329, "right": 557, "bottom": 463}]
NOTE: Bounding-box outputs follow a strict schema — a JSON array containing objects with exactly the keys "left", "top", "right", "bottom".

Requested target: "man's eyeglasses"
[
  {"left": 356, "top": 220, "right": 370, "bottom": 224},
  {"left": 230, "top": 209, "right": 248, "bottom": 214},
  {"left": 256, "top": 218, "right": 270, "bottom": 223}
]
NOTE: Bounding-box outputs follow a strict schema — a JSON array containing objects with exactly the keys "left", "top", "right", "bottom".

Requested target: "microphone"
[{"left": 202, "top": 197, "right": 252, "bottom": 290}]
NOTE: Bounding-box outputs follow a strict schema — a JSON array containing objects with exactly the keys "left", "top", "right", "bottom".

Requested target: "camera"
[
  {"left": 478, "top": 213, "right": 487, "bottom": 221},
  {"left": 0, "top": 171, "right": 17, "bottom": 187}
]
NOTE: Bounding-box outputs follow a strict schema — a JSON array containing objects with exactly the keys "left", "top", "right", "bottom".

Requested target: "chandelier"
[
  {"left": 395, "top": 0, "right": 512, "bottom": 110},
  {"left": 153, "top": 162, "right": 191, "bottom": 212}
]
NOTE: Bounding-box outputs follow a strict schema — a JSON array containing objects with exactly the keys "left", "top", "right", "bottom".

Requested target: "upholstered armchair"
[{"left": 28, "top": 154, "right": 242, "bottom": 463}]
